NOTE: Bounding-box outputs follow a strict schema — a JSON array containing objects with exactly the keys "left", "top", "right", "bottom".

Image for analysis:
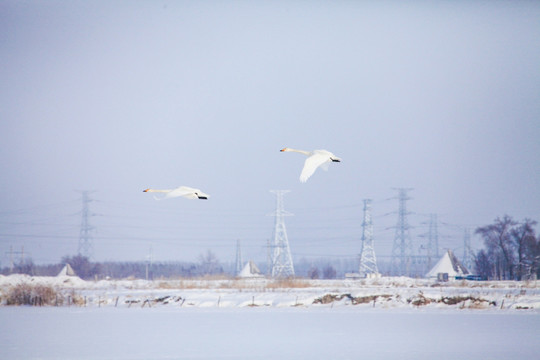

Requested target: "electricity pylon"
[
  {"left": 390, "top": 188, "right": 414, "bottom": 276},
  {"left": 421, "top": 213, "right": 440, "bottom": 271},
  {"left": 462, "top": 228, "right": 473, "bottom": 272},
  {"left": 77, "top": 191, "right": 95, "bottom": 258},
  {"left": 269, "top": 190, "right": 295, "bottom": 278},
  {"left": 359, "top": 199, "right": 379, "bottom": 277}
]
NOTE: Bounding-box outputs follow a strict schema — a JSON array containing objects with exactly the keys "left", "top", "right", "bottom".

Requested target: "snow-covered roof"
[{"left": 426, "top": 250, "right": 469, "bottom": 278}]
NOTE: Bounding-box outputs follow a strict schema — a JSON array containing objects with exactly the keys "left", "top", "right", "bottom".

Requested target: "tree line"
[
  {"left": 1, "top": 252, "right": 348, "bottom": 280},
  {"left": 0, "top": 251, "right": 226, "bottom": 280},
  {"left": 4, "top": 215, "right": 539, "bottom": 281},
  {"left": 474, "top": 215, "right": 540, "bottom": 280}
]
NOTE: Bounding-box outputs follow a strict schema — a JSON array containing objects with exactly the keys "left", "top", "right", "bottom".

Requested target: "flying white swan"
[
  {"left": 143, "top": 186, "right": 210, "bottom": 200},
  {"left": 280, "top": 147, "right": 341, "bottom": 183}
]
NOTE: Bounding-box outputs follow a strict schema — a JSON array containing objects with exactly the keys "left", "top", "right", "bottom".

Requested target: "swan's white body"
[
  {"left": 143, "top": 186, "right": 209, "bottom": 200},
  {"left": 280, "top": 147, "right": 341, "bottom": 183}
]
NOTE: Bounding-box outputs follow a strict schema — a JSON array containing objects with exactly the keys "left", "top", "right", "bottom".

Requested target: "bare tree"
[
  {"left": 322, "top": 265, "right": 337, "bottom": 279},
  {"left": 510, "top": 219, "right": 538, "bottom": 280},
  {"left": 13, "top": 258, "right": 35, "bottom": 276},
  {"left": 307, "top": 266, "right": 319, "bottom": 279},
  {"left": 198, "top": 250, "right": 222, "bottom": 275},
  {"left": 475, "top": 215, "right": 517, "bottom": 280},
  {"left": 526, "top": 233, "right": 540, "bottom": 280},
  {"left": 61, "top": 254, "right": 100, "bottom": 279},
  {"left": 474, "top": 249, "right": 492, "bottom": 279}
]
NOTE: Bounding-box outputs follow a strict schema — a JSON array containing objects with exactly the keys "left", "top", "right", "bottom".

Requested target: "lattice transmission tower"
[
  {"left": 269, "top": 190, "right": 295, "bottom": 278},
  {"left": 422, "top": 213, "right": 440, "bottom": 272},
  {"left": 391, "top": 188, "right": 414, "bottom": 276},
  {"left": 77, "top": 191, "right": 95, "bottom": 258},
  {"left": 462, "top": 228, "right": 473, "bottom": 272},
  {"left": 359, "top": 199, "right": 379, "bottom": 277}
]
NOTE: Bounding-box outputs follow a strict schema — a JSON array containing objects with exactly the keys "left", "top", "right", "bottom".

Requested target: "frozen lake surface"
[{"left": 1, "top": 307, "right": 539, "bottom": 360}]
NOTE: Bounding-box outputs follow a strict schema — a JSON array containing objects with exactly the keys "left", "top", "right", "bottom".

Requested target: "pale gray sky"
[{"left": 1, "top": 1, "right": 539, "bottom": 266}]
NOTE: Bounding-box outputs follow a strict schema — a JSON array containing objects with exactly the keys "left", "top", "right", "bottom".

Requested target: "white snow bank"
[{"left": 1, "top": 274, "right": 539, "bottom": 310}]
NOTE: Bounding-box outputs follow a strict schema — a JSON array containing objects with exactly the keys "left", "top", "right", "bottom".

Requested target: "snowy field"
[
  {"left": 2, "top": 274, "right": 540, "bottom": 310},
  {"left": 1, "top": 274, "right": 540, "bottom": 359}
]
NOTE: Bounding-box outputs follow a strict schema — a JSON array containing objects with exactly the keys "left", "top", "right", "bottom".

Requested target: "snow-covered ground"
[
  {"left": 1, "top": 275, "right": 539, "bottom": 359},
  {"left": 1, "top": 274, "right": 539, "bottom": 310}
]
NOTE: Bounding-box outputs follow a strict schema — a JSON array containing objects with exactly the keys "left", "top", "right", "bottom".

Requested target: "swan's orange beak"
[
  {"left": 280, "top": 148, "right": 287, "bottom": 152},
  {"left": 143, "top": 189, "right": 149, "bottom": 192}
]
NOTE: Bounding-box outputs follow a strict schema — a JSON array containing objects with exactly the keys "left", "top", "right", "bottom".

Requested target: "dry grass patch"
[
  {"left": 265, "top": 278, "right": 311, "bottom": 289},
  {"left": 4, "top": 283, "right": 62, "bottom": 306}
]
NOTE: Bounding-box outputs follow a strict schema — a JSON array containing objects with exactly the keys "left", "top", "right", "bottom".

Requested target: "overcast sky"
[{"left": 1, "top": 1, "right": 539, "bottom": 268}]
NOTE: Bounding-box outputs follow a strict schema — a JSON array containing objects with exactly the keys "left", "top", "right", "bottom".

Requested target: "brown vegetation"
[
  {"left": 5, "top": 283, "right": 61, "bottom": 306},
  {"left": 313, "top": 293, "right": 392, "bottom": 305}
]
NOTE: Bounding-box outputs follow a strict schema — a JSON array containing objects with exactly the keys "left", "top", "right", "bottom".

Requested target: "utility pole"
[
  {"left": 145, "top": 245, "right": 153, "bottom": 281},
  {"left": 77, "top": 191, "right": 95, "bottom": 258},
  {"left": 269, "top": 190, "right": 295, "bottom": 278},
  {"left": 5, "top": 246, "right": 25, "bottom": 273},
  {"left": 429, "top": 214, "right": 440, "bottom": 262},
  {"left": 235, "top": 239, "right": 243, "bottom": 276},
  {"left": 390, "top": 188, "right": 414, "bottom": 276},
  {"left": 359, "top": 199, "right": 379, "bottom": 277}
]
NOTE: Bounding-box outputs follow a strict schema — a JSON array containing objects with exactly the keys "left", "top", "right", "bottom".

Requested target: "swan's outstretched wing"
[
  {"left": 168, "top": 186, "right": 209, "bottom": 200},
  {"left": 300, "top": 153, "right": 332, "bottom": 183}
]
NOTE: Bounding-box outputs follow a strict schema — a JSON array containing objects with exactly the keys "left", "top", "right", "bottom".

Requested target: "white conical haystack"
[
  {"left": 426, "top": 250, "right": 469, "bottom": 279},
  {"left": 238, "top": 260, "right": 264, "bottom": 278},
  {"left": 57, "top": 263, "right": 77, "bottom": 277}
]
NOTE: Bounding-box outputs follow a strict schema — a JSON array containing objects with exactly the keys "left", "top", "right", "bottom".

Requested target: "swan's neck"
[
  {"left": 287, "top": 148, "right": 311, "bottom": 156},
  {"left": 146, "top": 189, "right": 170, "bottom": 193}
]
